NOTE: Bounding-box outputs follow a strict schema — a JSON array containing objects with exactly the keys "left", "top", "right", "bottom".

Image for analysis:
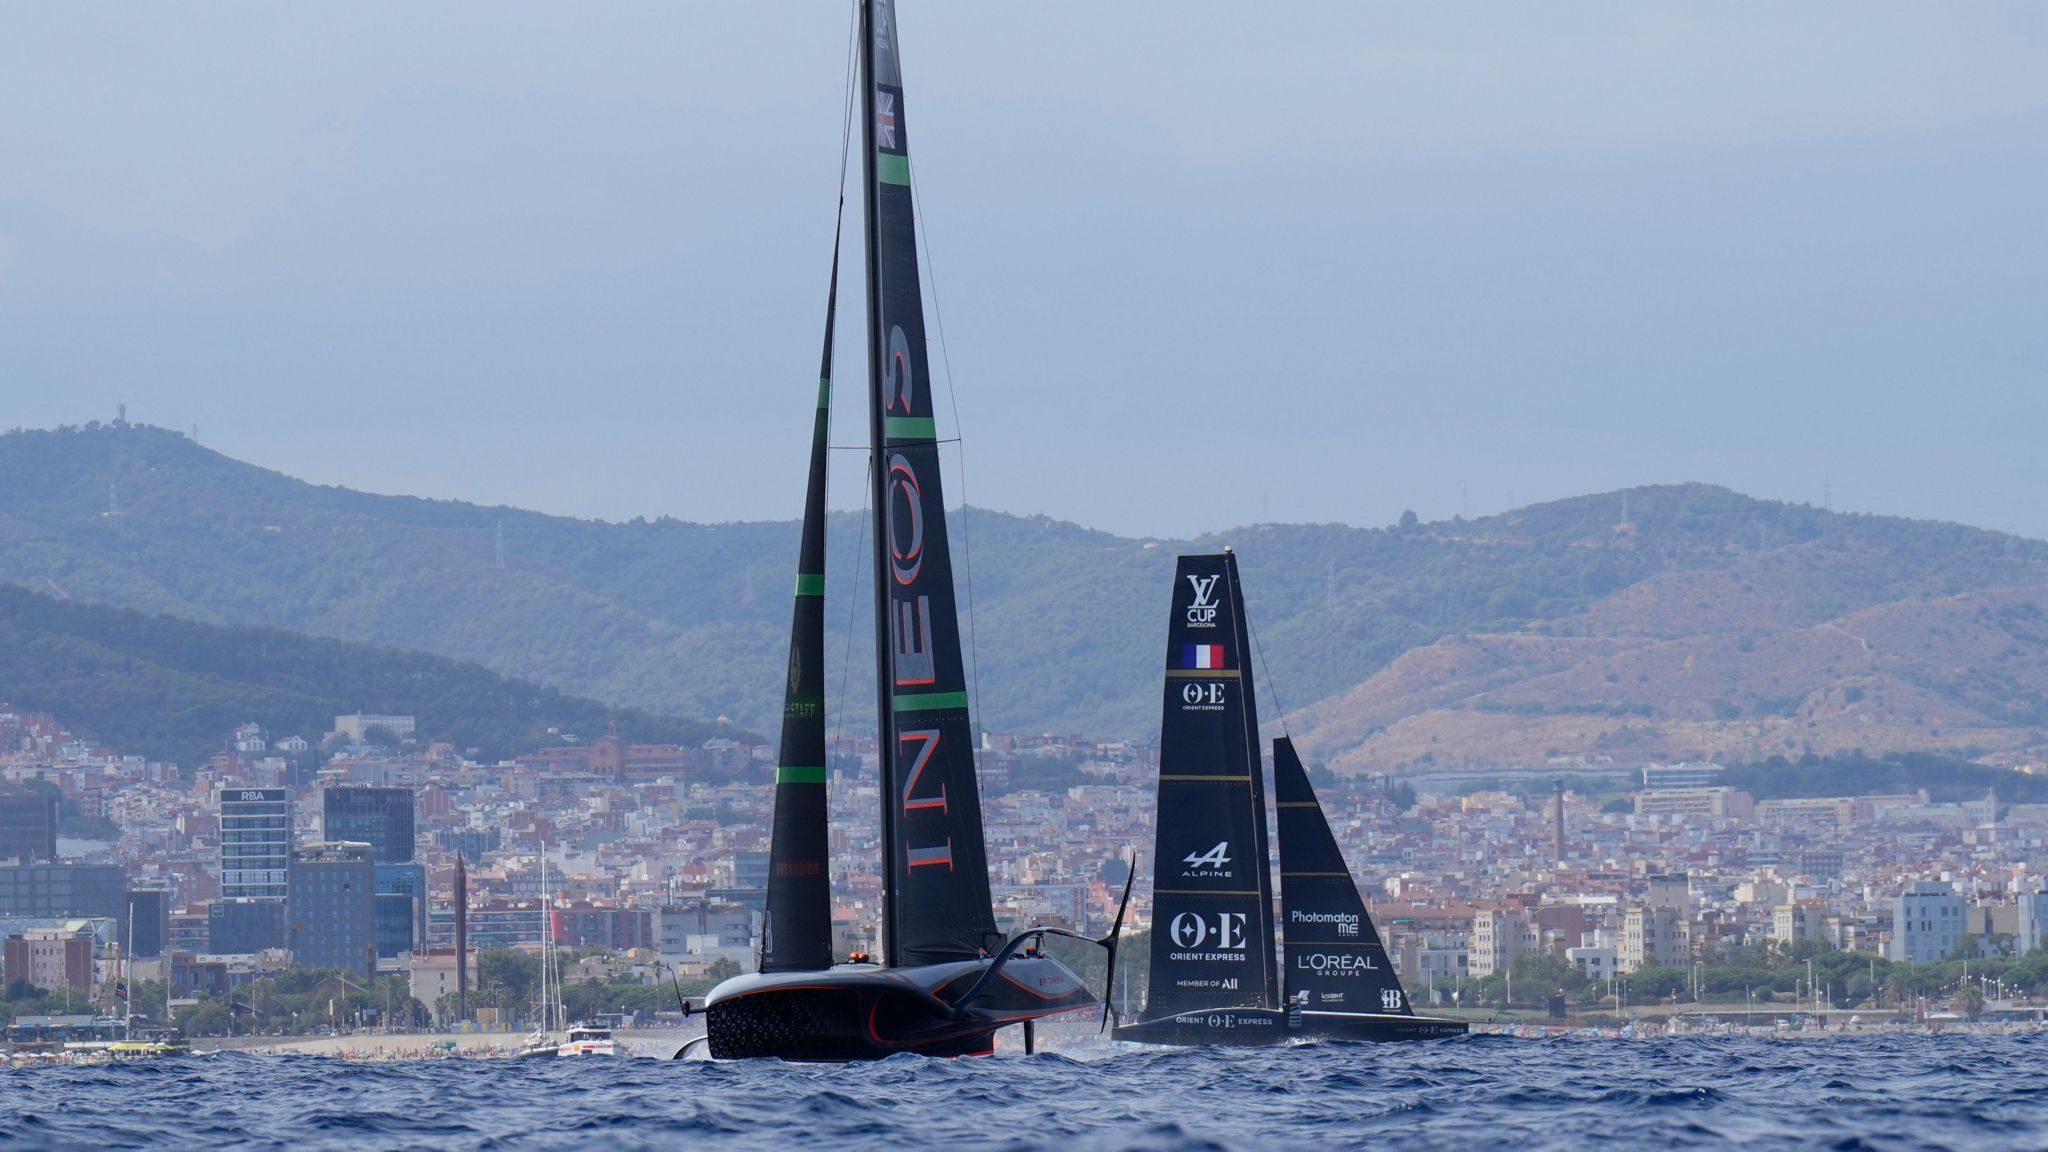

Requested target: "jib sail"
[
  {"left": 1137, "top": 552, "right": 1279, "bottom": 1018},
  {"left": 760, "top": 235, "right": 841, "bottom": 975},
  {"left": 1275, "top": 736, "right": 1412, "bottom": 1016},
  {"left": 861, "top": 0, "right": 999, "bottom": 967}
]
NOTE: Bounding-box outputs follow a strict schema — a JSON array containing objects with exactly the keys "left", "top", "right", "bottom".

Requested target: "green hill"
[
  {"left": 3, "top": 422, "right": 2045, "bottom": 744},
  {"left": 0, "top": 582, "right": 737, "bottom": 765}
]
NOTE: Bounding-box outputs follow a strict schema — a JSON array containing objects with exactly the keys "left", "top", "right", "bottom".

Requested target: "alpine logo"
[
  {"left": 1184, "top": 574, "right": 1221, "bottom": 628},
  {"left": 1182, "top": 841, "right": 1232, "bottom": 877}
]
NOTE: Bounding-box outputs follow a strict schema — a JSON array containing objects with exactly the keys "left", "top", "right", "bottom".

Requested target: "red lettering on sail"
[{"left": 899, "top": 728, "right": 948, "bottom": 813}]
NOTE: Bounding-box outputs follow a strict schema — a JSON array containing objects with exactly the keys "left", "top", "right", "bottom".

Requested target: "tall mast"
[{"left": 859, "top": 0, "right": 899, "bottom": 967}]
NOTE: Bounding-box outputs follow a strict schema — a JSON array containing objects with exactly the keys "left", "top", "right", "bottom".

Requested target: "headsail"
[
  {"left": 1274, "top": 737, "right": 1412, "bottom": 1016},
  {"left": 861, "top": 0, "right": 999, "bottom": 967},
  {"left": 1137, "top": 552, "right": 1279, "bottom": 1018},
  {"left": 760, "top": 235, "right": 842, "bottom": 974}
]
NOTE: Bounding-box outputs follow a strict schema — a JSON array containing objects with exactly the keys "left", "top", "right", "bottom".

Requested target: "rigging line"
[
  {"left": 831, "top": 459, "right": 873, "bottom": 756},
  {"left": 834, "top": 0, "right": 858, "bottom": 202},
  {"left": 818, "top": 0, "right": 860, "bottom": 775},
  {"left": 1245, "top": 609, "right": 1292, "bottom": 742},
  {"left": 905, "top": 160, "right": 987, "bottom": 757}
]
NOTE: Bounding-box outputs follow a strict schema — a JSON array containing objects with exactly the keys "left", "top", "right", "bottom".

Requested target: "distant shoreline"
[{"left": 192, "top": 1028, "right": 700, "bottom": 1060}]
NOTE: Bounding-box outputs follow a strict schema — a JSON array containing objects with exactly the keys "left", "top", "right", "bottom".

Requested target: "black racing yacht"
[
  {"left": 1112, "top": 551, "right": 1466, "bottom": 1046},
  {"left": 694, "top": 0, "right": 1119, "bottom": 1061}
]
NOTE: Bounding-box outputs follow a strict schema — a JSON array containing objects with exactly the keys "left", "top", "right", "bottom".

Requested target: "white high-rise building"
[
  {"left": 1889, "top": 881, "right": 1965, "bottom": 964},
  {"left": 219, "top": 786, "right": 291, "bottom": 900}
]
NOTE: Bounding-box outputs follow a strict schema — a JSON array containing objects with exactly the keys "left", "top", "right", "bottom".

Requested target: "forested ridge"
[
  {"left": 0, "top": 582, "right": 739, "bottom": 765},
  {"left": 3, "top": 422, "right": 2042, "bottom": 744}
]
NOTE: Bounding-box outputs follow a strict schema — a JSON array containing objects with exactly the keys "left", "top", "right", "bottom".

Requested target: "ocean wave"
[{"left": 5, "top": 1033, "right": 2048, "bottom": 1151}]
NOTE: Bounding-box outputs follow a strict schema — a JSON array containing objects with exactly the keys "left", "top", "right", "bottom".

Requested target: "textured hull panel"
[
  {"left": 1114, "top": 1007, "right": 1467, "bottom": 1047},
  {"left": 702, "top": 957, "right": 1095, "bottom": 1061}
]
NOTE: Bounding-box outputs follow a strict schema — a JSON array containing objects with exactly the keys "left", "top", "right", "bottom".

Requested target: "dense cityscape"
[{"left": 6, "top": 701, "right": 2044, "bottom": 1044}]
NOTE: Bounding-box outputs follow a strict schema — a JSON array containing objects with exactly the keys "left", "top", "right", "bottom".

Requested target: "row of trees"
[
  {"left": 1, "top": 951, "right": 751, "bottom": 1038},
  {"left": 1460, "top": 941, "right": 2048, "bottom": 1016}
]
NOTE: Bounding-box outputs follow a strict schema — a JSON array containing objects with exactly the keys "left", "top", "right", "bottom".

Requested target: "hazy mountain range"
[{"left": 4, "top": 422, "right": 2046, "bottom": 773}]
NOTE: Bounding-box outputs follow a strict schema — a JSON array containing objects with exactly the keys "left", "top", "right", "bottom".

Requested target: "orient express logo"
[
  {"left": 1181, "top": 841, "right": 1232, "bottom": 878},
  {"left": 1184, "top": 574, "right": 1222, "bottom": 628},
  {"left": 1179, "top": 681, "right": 1228, "bottom": 712},
  {"left": 1168, "top": 911, "right": 1247, "bottom": 956}
]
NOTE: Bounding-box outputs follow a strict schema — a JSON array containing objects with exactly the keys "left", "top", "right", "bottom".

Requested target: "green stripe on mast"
[{"left": 892, "top": 690, "right": 968, "bottom": 713}]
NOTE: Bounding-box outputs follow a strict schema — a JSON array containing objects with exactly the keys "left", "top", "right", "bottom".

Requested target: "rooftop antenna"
[
  {"left": 190, "top": 424, "right": 199, "bottom": 443},
  {"left": 115, "top": 403, "right": 127, "bottom": 426}
]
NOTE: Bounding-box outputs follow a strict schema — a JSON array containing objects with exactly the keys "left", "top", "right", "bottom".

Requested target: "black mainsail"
[
  {"left": 862, "top": 0, "right": 999, "bottom": 968},
  {"left": 1274, "top": 736, "right": 1413, "bottom": 1017},
  {"left": 1134, "top": 551, "right": 1280, "bottom": 1020},
  {"left": 1115, "top": 550, "right": 1464, "bottom": 1046},
  {"left": 697, "top": 0, "right": 1111, "bottom": 1060},
  {"left": 759, "top": 237, "right": 840, "bottom": 975}
]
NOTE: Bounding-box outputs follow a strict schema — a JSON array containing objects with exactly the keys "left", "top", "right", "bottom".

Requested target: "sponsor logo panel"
[
  {"left": 1294, "top": 951, "right": 1381, "bottom": 975},
  {"left": 1181, "top": 841, "right": 1232, "bottom": 877},
  {"left": 1178, "top": 680, "right": 1229, "bottom": 712},
  {"left": 1184, "top": 574, "right": 1222, "bottom": 629},
  {"left": 1289, "top": 908, "right": 1361, "bottom": 937},
  {"left": 1167, "top": 911, "right": 1249, "bottom": 960}
]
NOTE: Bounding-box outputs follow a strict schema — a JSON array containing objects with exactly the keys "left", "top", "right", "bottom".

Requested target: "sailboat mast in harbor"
[
  {"left": 1114, "top": 551, "right": 1465, "bottom": 1045},
  {"left": 695, "top": 0, "right": 1119, "bottom": 1061}
]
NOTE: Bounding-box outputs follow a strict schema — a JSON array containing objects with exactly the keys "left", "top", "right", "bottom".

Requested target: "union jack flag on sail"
[{"left": 876, "top": 91, "right": 897, "bottom": 150}]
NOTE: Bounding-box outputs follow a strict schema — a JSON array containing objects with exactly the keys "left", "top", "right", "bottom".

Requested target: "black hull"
[
  {"left": 702, "top": 958, "right": 1095, "bottom": 1061},
  {"left": 1113, "top": 1007, "right": 1467, "bottom": 1047}
]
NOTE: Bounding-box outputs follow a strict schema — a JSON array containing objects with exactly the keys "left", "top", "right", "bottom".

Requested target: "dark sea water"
[{"left": 5, "top": 1034, "right": 2045, "bottom": 1150}]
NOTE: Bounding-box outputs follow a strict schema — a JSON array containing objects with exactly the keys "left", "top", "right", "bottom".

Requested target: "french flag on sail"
[{"left": 1181, "top": 643, "right": 1227, "bottom": 670}]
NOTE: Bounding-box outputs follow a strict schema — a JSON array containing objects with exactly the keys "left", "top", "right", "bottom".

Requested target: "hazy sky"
[{"left": 3, "top": 3, "right": 2044, "bottom": 539}]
